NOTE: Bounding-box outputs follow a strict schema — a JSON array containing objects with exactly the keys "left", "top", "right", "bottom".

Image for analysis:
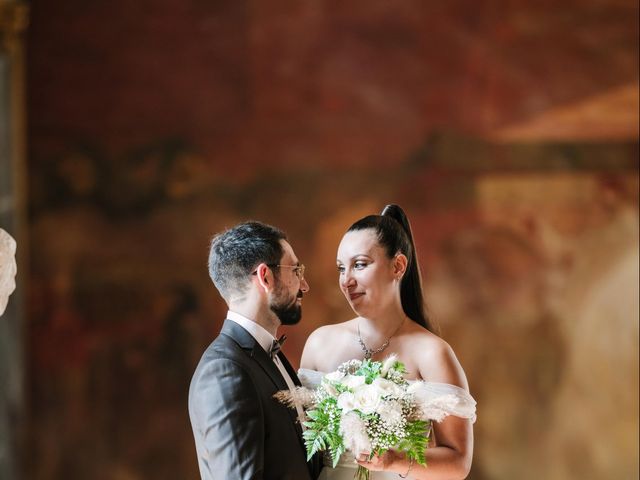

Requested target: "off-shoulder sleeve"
[
  {"left": 407, "top": 381, "right": 477, "bottom": 423},
  {"left": 297, "top": 368, "right": 325, "bottom": 389}
]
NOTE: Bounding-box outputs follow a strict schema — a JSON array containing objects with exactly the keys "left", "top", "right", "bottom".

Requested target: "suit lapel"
[
  {"left": 279, "top": 350, "right": 320, "bottom": 477},
  {"left": 277, "top": 351, "right": 301, "bottom": 387},
  {"left": 220, "top": 319, "right": 289, "bottom": 391},
  {"left": 275, "top": 351, "right": 305, "bottom": 440},
  {"left": 220, "top": 319, "right": 307, "bottom": 452}
]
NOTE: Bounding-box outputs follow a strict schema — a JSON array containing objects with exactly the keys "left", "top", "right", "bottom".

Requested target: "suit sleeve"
[{"left": 191, "top": 358, "right": 264, "bottom": 480}]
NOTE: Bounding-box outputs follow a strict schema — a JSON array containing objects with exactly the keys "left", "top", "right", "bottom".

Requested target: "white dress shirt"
[{"left": 226, "top": 310, "right": 306, "bottom": 428}]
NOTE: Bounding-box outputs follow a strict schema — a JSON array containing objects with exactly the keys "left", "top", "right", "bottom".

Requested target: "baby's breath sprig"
[{"left": 337, "top": 359, "right": 362, "bottom": 375}]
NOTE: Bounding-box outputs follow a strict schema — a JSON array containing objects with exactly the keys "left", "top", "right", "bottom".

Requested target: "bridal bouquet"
[{"left": 275, "top": 355, "right": 474, "bottom": 480}]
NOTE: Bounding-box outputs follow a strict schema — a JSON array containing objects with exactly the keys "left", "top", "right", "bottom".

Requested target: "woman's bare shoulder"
[
  {"left": 307, "top": 318, "right": 357, "bottom": 341},
  {"left": 419, "top": 330, "right": 453, "bottom": 356},
  {"left": 301, "top": 318, "right": 359, "bottom": 369},
  {"left": 402, "top": 322, "right": 450, "bottom": 351},
  {"left": 404, "top": 326, "right": 468, "bottom": 388}
]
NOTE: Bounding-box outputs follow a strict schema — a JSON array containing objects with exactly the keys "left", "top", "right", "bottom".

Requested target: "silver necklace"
[{"left": 357, "top": 320, "right": 404, "bottom": 359}]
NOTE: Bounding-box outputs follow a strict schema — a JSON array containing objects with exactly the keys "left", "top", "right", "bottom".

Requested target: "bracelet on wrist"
[{"left": 399, "top": 457, "right": 414, "bottom": 478}]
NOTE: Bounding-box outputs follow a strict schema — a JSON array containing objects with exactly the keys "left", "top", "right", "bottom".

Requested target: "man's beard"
[{"left": 270, "top": 288, "right": 303, "bottom": 326}]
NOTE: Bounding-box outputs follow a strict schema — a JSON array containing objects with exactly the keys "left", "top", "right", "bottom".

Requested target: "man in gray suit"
[{"left": 189, "top": 221, "right": 321, "bottom": 480}]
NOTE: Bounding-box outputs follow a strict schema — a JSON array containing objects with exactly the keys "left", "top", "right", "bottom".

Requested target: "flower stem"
[{"left": 354, "top": 465, "right": 369, "bottom": 480}]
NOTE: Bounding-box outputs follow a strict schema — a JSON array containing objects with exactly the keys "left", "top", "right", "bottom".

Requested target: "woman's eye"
[
  {"left": 337, "top": 265, "right": 345, "bottom": 273},
  {"left": 354, "top": 262, "right": 367, "bottom": 269}
]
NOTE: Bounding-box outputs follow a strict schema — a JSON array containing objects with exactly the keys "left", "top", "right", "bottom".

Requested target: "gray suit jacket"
[{"left": 189, "top": 319, "right": 320, "bottom": 480}]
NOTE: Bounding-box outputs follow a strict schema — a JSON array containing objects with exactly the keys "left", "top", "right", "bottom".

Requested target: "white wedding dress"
[{"left": 297, "top": 369, "right": 476, "bottom": 480}]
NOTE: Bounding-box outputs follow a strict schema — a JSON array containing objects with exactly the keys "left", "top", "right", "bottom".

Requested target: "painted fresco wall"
[{"left": 24, "top": 1, "right": 638, "bottom": 479}]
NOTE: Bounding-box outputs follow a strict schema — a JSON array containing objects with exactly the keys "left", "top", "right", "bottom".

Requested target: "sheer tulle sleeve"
[
  {"left": 298, "top": 368, "right": 324, "bottom": 389},
  {"left": 407, "top": 381, "right": 477, "bottom": 423}
]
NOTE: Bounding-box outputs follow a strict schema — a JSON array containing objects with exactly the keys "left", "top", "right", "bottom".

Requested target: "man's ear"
[
  {"left": 393, "top": 253, "right": 408, "bottom": 279},
  {"left": 254, "top": 263, "right": 273, "bottom": 293}
]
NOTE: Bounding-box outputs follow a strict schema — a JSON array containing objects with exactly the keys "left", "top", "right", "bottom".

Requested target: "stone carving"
[{"left": 0, "top": 228, "right": 17, "bottom": 316}]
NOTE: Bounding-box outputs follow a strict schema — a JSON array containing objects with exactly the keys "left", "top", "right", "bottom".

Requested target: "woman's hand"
[{"left": 355, "top": 450, "right": 398, "bottom": 472}]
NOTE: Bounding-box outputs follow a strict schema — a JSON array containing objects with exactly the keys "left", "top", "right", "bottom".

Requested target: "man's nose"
[{"left": 300, "top": 277, "right": 310, "bottom": 293}]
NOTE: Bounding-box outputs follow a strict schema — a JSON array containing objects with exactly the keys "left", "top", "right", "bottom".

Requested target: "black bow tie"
[{"left": 269, "top": 334, "right": 287, "bottom": 359}]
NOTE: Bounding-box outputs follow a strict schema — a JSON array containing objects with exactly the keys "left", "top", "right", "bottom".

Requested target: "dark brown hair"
[{"left": 347, "top": 204, "right": 436, "bottom": 333}]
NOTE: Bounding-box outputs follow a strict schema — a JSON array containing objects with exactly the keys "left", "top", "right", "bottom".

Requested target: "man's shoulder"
[
  {"left": 189, "top": 334, "right": 256, "bottom": 397},
  {"left": 196, "top": 331, "right": 249, "bottom": 369}
]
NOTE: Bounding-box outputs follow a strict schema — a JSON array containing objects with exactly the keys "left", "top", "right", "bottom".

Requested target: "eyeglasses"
[
  {"left": 269, "top": 264, "right": 306, "bottom": 279},
  {"left": 252, "top": 263, "right": 306, "bottom": 279}
]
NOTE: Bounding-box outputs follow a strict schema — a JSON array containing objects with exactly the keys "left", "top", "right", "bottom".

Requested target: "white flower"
[
  {"left": 371, "top": 377, "right": 403, "bottom": 398},
  {"left": 338, "top": 359, "right": 363, "bottom": 374},
  {"left": 353, "top": 385, "right": 380, "bottom": 414},
  {"left": 337, "top": 391, "right": 357, "bottom": 412},
  {"left": 322, "top": 380, "right": 339, "bottom": 397},
  {"left": 342, "top": 374, "right": 366, "bottom": 390},
  {"left": 381, "top": 354, "right": 398, "bottom": 377},
  {"left": 377, "top": 399, "right": 404, "bottom": 424},
  {"left": 325, "top": 370, "right": 345, "bottom": 382},
  {"left": 339, "top": 411, "right": 371, "bottom": 454}
]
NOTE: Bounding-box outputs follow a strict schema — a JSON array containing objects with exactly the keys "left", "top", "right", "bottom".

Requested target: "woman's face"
[{"left": 336, "top": 229, "right": 399, "bottom": 317}]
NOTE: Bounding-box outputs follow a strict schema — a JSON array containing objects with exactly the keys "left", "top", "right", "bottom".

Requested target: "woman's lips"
[{"left": 349, "top": 292, "right": 364, "bottom": 301}]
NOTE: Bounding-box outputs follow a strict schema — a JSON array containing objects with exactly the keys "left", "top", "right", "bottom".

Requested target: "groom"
[{"left": 189, "top": 221, "right": 321, "bottom": 480}]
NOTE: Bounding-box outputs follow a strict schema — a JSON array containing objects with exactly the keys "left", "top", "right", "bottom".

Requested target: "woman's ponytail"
[{"left": 348, "top": 204, "right": 436, "bottom": 334}]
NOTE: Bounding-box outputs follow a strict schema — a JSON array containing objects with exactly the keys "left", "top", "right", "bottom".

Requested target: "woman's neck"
[{"left": 358, "top": 300, "right": 408, "bottom": 343}]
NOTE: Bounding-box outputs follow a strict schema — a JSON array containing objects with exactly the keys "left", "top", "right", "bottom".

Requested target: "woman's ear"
[
  {"left": 393, "top": 253, "right": 408, "bottom": 280},
  {"left": 254, "top": 263, "right": 273, "bottom": 293}
]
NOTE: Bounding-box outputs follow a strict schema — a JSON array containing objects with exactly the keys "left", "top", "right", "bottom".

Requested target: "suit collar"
[
  {"left": 220, "top": 319, "right": 289, "bottom": 388},
  {"left": 226, "top": 310, "right": 276, "bottom": 352},
  {"left": 220, "top": 318, "right": 259, "bottom": 350}
]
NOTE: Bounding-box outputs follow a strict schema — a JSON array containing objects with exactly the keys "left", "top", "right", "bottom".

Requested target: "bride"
[{"left": 300, "top": 205, "right": 475, "bottom": 480}]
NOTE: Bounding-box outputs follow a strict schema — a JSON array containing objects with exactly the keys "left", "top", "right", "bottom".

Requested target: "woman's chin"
[{"left": 348, "top": 303, "right": 367, "bottom": 317}]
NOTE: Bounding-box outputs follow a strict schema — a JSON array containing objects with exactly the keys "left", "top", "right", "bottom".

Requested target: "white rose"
[
  {"left": 337, "top": 392, "right": 357, "bottom": 412},
  {"left": 353, "top": 385, "right": 380, "bottom": 414},
  {"left": 322, "top": 381, "right": 338, "bottom": 396},
  {"left": 342, "top": 374, "right": 366, "bottom": 390},
  {"left": 325, "top": 370, "right": 345, "bottom": 382},
  {"left": 322, "top": 370, "right": 345, "bottom": 396},
  {"left": 371, "top": 377, "right": 403, "bottom": 398}
]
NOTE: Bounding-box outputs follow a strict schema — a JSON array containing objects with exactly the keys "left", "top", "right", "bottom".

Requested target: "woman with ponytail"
[{"left": 301, "top": 205, "right": 474, "bottom": 480}]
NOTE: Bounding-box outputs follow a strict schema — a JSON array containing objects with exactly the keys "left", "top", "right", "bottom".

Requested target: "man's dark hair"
[{"left": 208, "top": 221, "right": 286, "bottom": 301}]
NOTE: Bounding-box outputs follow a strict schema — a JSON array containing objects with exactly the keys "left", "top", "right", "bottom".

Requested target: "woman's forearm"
[{"left": 387, "top": 445, "right": 471, "bottom": 480}]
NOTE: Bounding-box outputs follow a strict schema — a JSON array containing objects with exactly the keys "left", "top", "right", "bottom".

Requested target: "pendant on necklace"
[{"left": 357, "top": 324, "right": 392, "bottom": 360}]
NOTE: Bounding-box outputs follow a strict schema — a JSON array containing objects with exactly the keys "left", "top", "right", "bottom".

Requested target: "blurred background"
[{"left": 0, "top": 0, "right": 638, "bottom": 479}]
